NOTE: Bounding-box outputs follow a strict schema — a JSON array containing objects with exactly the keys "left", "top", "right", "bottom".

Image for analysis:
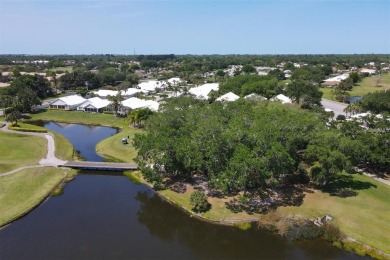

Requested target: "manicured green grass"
[
  {"left": 96, "top": 128, "right": 139, "bottom": 162},
  {"left": 29, "top": 109, "right": 129, "bottom": 128},
  {"left": 13, "top": 122, "right": 47, "bottom": 131},
  {"left": 277, "top": 174, "right": 390, "bottom": 254},
  {"left": 49, "top": 66, "right": 73, "bottom": 73},
  {"left": 27, "top": 109, "right": 142, "bottom": 162},
  {"left": 350, "top": 73, "right": 390, "bottom": 96},
  {"left": 50, "top": 130, "right": 74, "bottom": 161},
  {"left": 321, "top": 74, "right": 390, "bottom": 101},
  {"left": 0, "top": 167, "right": 66, "bottom": 226},
  {"left": 320, "top": 88, "right": 334, "bottom": 100},
  {"left": 0, "top": 131, "right": 47, "bottom": 174}
]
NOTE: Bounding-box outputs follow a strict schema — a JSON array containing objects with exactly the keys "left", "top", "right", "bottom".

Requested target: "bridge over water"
[{"left": 61, "top": 161, "right": 138, "bottom": 171}]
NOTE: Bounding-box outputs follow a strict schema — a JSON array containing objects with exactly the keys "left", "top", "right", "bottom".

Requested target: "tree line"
[{"left": 133, "top": 97, "right": 388, "bottom": 197}]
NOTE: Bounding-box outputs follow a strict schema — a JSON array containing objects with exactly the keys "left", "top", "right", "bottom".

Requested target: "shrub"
[
  {"left": 8, "top": 126, "right": 47, "bottom": 133},
  {"left": 190, "top": 190, "right": 210, "bottom": 213},
  {"left": 336, "top": 115, "right": 346, "bottom": 121},
  {"left": 322, "top": 222, "right": 344, "bottom": 242},
  {"left": 234, "top": 222, "right": 252, "bottom": 230},
  {"left": 286, "top": 221, "right": 323, "bottom": 240}
]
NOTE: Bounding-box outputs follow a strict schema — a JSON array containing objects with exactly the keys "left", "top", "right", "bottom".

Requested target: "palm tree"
[
  {"left": 51, "top": 73, "right": 58, "bottom": 94},
  {"left": 108, "top": 92, "right": 124, "bottom": 116},
  {"left": 127, "top": 109, "right": 140, "bottom": 127}
]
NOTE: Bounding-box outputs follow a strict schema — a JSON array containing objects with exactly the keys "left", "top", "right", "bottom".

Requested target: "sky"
[{"left": 0, "top": 0, "right": 389, "bottom": 55}]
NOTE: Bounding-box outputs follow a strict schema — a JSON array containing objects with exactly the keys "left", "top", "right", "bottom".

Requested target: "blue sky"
[{"left": 0, "top": 0, "right": 389, "bottom": 54}]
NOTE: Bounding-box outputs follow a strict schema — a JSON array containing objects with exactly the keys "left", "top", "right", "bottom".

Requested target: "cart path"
[{"left": 0, "top": 122, "right": 67, "bottom": 177}]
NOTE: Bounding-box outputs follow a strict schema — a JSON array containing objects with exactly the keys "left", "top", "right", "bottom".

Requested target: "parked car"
[{"left": 122, "top": 138, "right": 128, "bottom": 144}]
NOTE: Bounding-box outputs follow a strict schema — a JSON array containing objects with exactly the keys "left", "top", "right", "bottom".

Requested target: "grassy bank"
[
  {"left": 96, "top": 129, "right": 138, "bottom": 162},
  {"left": 28, "top": 109, "right": 130, "bottom": 128},
  {"left": 0, "top": 131, "right": 47, "bottom": 174},
  {"left": 277, "top": 174, "right": 390, "bottom": 255},
  {"left": 128, "top": 171, "right": 389, "bottom": 256},
  {"left": 0, "top": 167, "right": 67, "bottom": 226},
  {"left": 50, "top": 130, "right": 75, "bottom": 161},
  {"left": 321, "top": 73, "right": 390, "bottom": 101}
]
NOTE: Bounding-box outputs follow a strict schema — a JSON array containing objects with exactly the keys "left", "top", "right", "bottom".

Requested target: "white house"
[
  {"left": 49, "top": 95, "right": 86, "bottom": 110},
  {"left": 121, "top": 97, "right": 160, "bottom": 113},
  {"left": 167, "top": 77, "right": 183, "bottom": 86},
  {"left": 92, "top": 89, "right": 119, "bottom": 98},
  {"left": 244, "top": 93, "right": 267, "bottom": 101},
  {"left": 189, "top": 83, "right": 219, "bottom": 99},
  {"left": 138, "top": 80, "right": 167, "bottom": 93},
  {"left": 77, "top": 97, "right": 111, "bottom": 113},
  {"left": 216, "top": 92, "right": 239, "bottom": 102},
  {"left": 360, "top": 68, "right": 376, "bottom": 75},
  {"left": 121, "top": 88, "right": 145, "bottom": 98},
  {"left": 271, "top": 94, "right": 292, "bottom": 104}
]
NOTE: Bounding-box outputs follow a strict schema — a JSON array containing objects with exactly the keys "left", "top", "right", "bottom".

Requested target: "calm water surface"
[
  {"left": 44, "top": 121, "right": 118, "bottom": 161},
  {"left": 0, "top": 123, "right": 365, "bottom": 259}
]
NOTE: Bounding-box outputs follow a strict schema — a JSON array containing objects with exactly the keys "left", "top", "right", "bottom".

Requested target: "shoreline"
[
  {"left": 3, "top": 116, "right": 388, "bottom": 259},
  {"left": 0, "top": 168, "right": 70, "bottom": 229},
  {"left": 128, "top": 173, "right": 390, "bottom": 260}
]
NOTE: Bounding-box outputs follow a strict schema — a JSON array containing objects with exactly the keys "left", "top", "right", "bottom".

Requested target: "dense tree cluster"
[
  {"left": 357, "top": 90, "right": 390, "bottom": 114},
  {"left": 218, "top": 75, "right": 282, "bottom": 98},
  {"left": 0, "top": 74, "right": 53, "bottom": 112},
  {"left": 285, "top": 80, "right": 323, "bottom": 109},
  {"left": 134, "top": 98, "right": 369, "bottom": 195}
]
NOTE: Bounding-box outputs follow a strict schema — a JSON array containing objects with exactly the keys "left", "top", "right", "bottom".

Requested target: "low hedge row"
[{"left": 8, "top": 127, "right": 47, "bottom": 133}]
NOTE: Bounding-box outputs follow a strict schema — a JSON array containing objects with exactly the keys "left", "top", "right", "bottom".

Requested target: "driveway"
[{"left": 321, "top": 98, "right": 347, "bottom": 118}]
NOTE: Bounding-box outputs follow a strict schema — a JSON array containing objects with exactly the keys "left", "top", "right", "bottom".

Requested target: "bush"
[
  {"left": 234, "top": 222, "right": 252, "bottom": 230},
  {"left": 286, "top": 221, "right": 323, "bottom": 240},
  {"left": 190, "top": 190, "right": 210, "bottom": 213},
  {"left": 336, "top": 115, "right": 346, "bottom": 121},
  {"left": 8, "top": 126, "right": 47, "bottom": 133},
  {"left": 322, "top": 222, "right": 344, "bottom": 242}
]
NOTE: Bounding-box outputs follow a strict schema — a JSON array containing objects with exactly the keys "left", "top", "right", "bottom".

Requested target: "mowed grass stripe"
[
  {"left": 0, "top": 131, "right": 47, "bottom": 174},
  {"left": 0, "top": 167, "right": 66, "bottom": 226}
]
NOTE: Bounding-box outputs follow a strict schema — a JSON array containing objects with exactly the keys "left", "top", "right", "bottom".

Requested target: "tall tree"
[{"left": 107, "top": 92, "right": 124, "bottom": 116}]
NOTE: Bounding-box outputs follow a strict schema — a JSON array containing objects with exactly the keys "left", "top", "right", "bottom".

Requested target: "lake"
[{"left": 0, "top": 122, "right": 364, "bottom": 259}]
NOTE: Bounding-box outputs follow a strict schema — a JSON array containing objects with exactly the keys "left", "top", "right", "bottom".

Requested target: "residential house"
[
  {"left": 189, "top": 83, "right": 219, "bottom": 99},
  {"left": 77, "top": 97, "right": 111, "bottom": 113},
  {"left": 216, "top": 92, "right": 239, "bottom": 102},
  {"left": 49, "top": 95, "right": 86, "bottom": 110}
]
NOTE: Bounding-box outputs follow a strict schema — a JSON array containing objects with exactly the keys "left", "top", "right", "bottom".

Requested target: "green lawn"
[
  {"left": 321, "top": 73, "right": 390, "bottom": 101},
  {"left": 277, "top": 174, "right": 390, "bottom": 254},
  {"left": 49, "top": 66, "right": 73, "bottom": 73},
  {"left": 13, "top": 122, "right": 47, "bottom": 131},
  {"left": 0, "top": 131, "right": 47, "bottom": 174},
  {"left": 96, "top": 128, "right": 139, "bottom": 162},
  {"left": 29, "top": 109, "right": 129, "bottom": 128},
  {"left": 50, "top": 130, "right": 74, "bottom": 161},
  {"left": 0, "top": 167, "right": 66, "bottom": 226},
  {"left": 321, "top": 88, "right": 334, "bottom": 100}
]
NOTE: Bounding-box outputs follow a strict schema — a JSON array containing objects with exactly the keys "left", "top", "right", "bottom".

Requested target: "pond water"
[
  {"left": 44, "top": 121, "right": 118, "bottom": 161},
  {"left": 0, "top": 123, "right": 364, "bottom": 259}
]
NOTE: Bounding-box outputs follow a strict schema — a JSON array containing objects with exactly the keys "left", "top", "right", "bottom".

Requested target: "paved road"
[{"left": 321, "top": 98, "right": 348, "bottom": 117}]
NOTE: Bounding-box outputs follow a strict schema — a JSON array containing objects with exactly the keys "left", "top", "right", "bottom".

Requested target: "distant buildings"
[
  {"left": 321, "top": 73, "right": 350, "bottom": 87},
  {"left": 189, "top": 83, "right": 219, "bottom": 99}
]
